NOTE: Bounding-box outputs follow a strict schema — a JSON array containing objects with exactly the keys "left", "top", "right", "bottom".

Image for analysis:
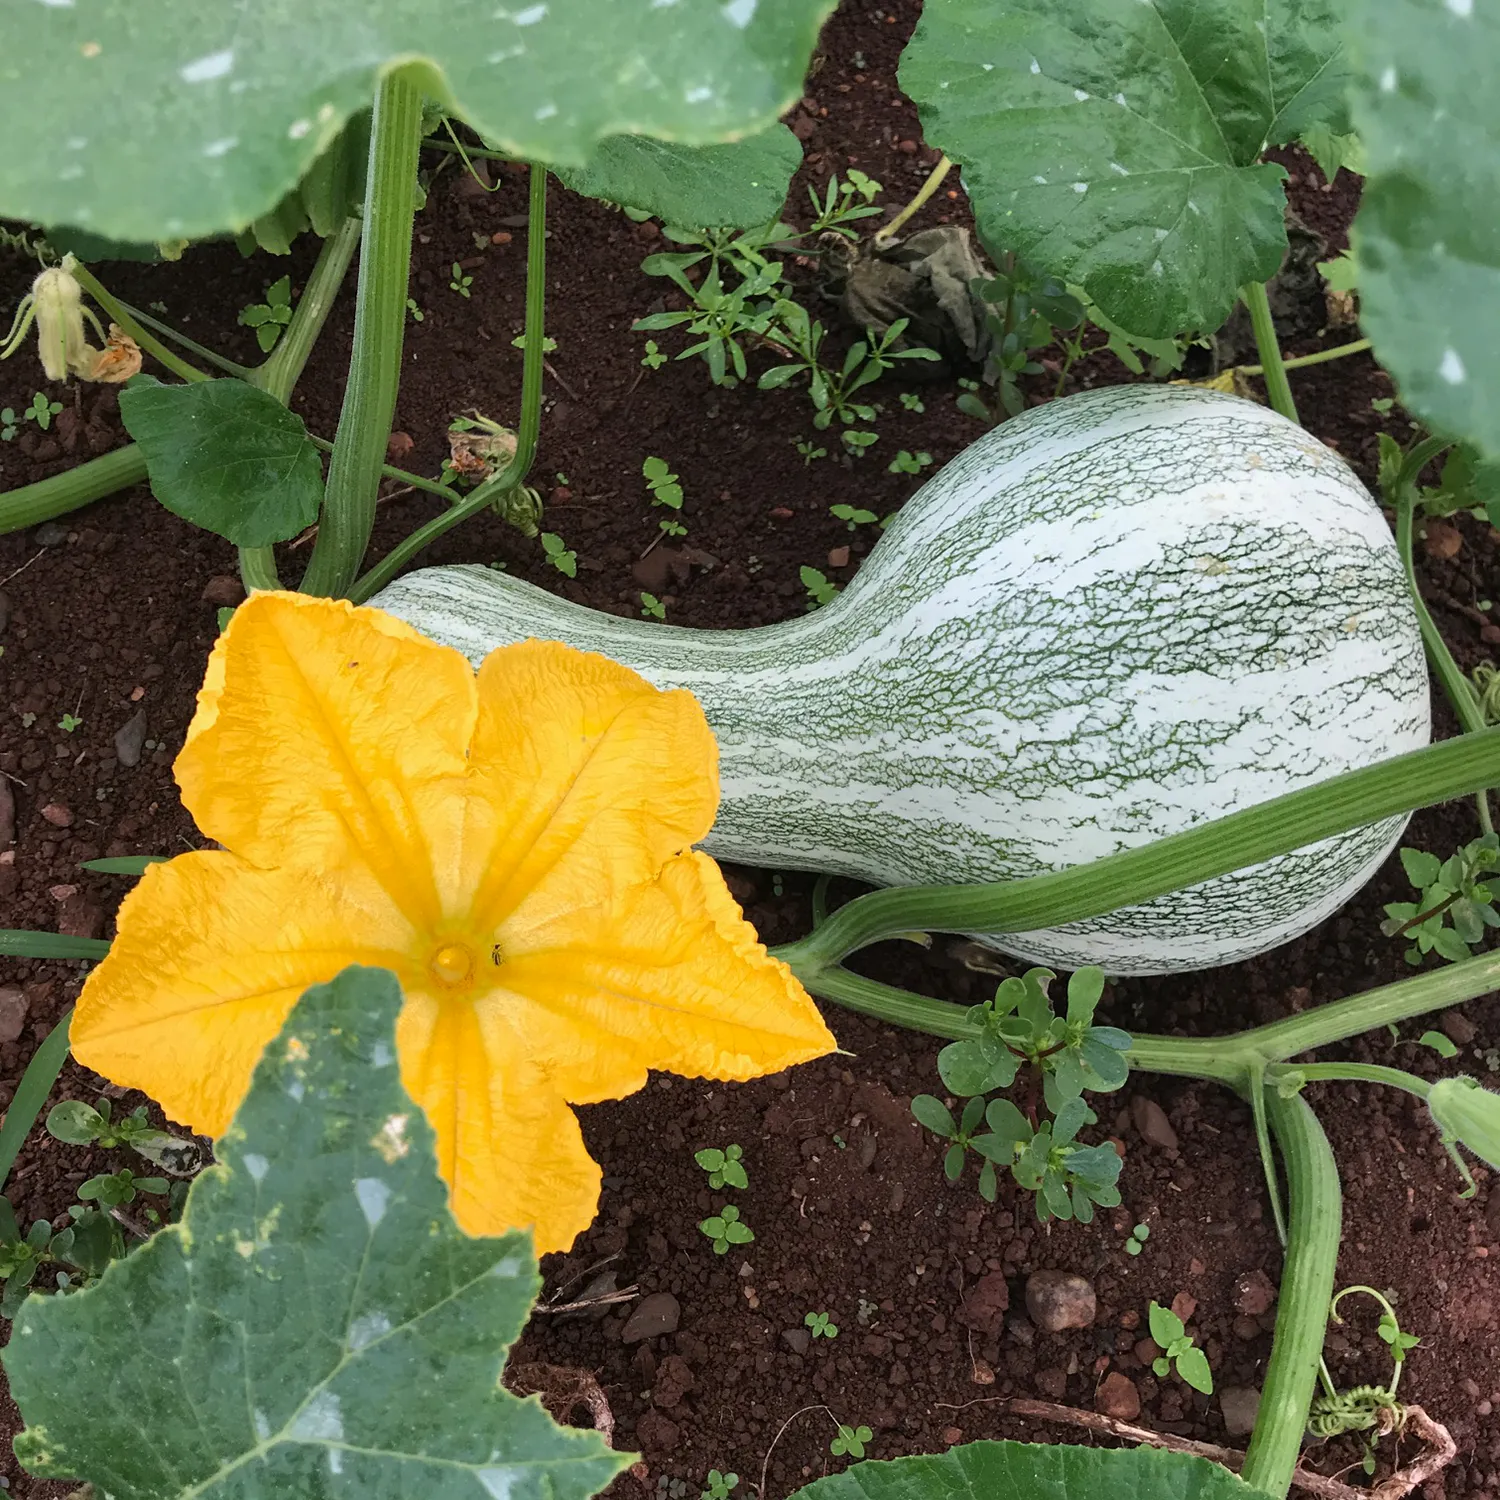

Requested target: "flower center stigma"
[{"left": 429, "top": 943, "right": 474, "bottom": 986}]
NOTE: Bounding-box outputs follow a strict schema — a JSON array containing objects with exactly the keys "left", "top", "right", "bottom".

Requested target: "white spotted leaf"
[
  {"left": 898, "top": 0, "right": 1351, "bottom": 338},
  {"left": 0, "top": 0, "right": 833, "bottom": 243},
  {"left": 1350, "top": 0, "right": 1500, "bottom": 462},
  {"left": 4, "top": 966, "right": 629, "bottom": 1500}
]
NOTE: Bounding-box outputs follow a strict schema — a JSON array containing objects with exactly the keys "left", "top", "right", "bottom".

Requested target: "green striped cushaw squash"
[{"left": 372, "top": 384, "right": 1430, "bottom": 976}]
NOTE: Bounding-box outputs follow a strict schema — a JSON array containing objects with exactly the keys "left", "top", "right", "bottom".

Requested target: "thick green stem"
[
  {"left": 300, "top": 73, "right": 423, "bottom": 598},
  {"left": 0, "top": 1010, "right": 72, "bottom": 1192},
  {"left": 777, "top": 729, "right": 1500, "bottom": 970},
  {"left": 1240, "top": 1090, "right": 1341, "bottom": 1498},
  {"left": 1269, "top": 1062, "right": 1432, "bottom": 1099},
  {"left": 0, "top": 444, "right": 147, "bottom": 535},
  {"left": 349, "top": 164, "right": 549, "bottom": 605},
  {"left": 1242, "top": 280, "right": 1300, "bottom": 424},
  {"left": 68, "top": 264, "right": 210, "bottom": 384},
  {"left": 1241, "top": 338, "right": 1371, "bottom": 377}
]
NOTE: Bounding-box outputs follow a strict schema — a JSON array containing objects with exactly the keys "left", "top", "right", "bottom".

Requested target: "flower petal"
[
  {"left": 174, "top": 592, "right": 475, "bottom": 930},
  {"left": 396, "top": 989, "right": 600, "bottom": 1251},
  {"left": 456, "top": 640, "right": 718, "bottom": 935},
  {"left": 71, "top": 851, "right": 415, "bottom": 1136},
  {"left": 499, "top": 850, "right": 836, "bottom": 1105}
]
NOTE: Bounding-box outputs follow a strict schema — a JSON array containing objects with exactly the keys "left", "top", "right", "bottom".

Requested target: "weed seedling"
[
  {"left": 694, "top": 1144, "right": 747, "bottom": 1190},
  {"left": 58, "top": 712, "right": 82, "bottom": 733},
  {"left": 1124, "top": 1222, "right": 1150, "bottom": 1257},
  {"left": 640, "top": 592, "right": 666, "bottom": 620},
  {"left": 801, "top": 566, "right": 838, "bottom": 609},
  {"left": 0, "top": 407, "right": 17, "bottom": 441},
  {"left": 539, "top": 532, "right": 577, "bottom": 578},
  {"left": 26, "top": 392, "right": 61, "bottom": 431},
  {"left": 794, "top": 439, "right": 827, "bottom": 465},
  {"left": 237, "top": 275, "right": 293, "bottom": 352},
  {"left": 47, "top": 1099, "right": 198, "bottom": 1175},
  {"left": 699, "top": 1203, "right": 753, "bottom": 1254},
  {"left": 701, "top": 1472, "right": 738, "bottom": 1500},
  {"left": 1148, "top": 1301, "right": 1213, "bottom": 1394},
  {"left": 406, "top": 297, "right": 425, "bottom": 323},
  {"left": 830, "top": 1424, "right": 872, "bottom": 1459},
  {"left": 806, "top": 170, "right": 884, "bottom": 239},
  {"left": 77, "top": 1167, "right": 169, "bottom": 1209},
  {"left": 804, "top": 1310, "right": 838, "bottom": 1340},
  {"left": 1382, "top": 839, "right": 1500, "bottom": 964},
  {"left": 888, "top": 449, "right": 932, "bottom": 476},
  {"left": 643, "top": 456, "right": 684, "bottom": 512},
  {"left": 0, "top": 1196, "right": 124, "bottom": 1318},
  {"left": 829, "top": 504, "right": 877, "bottom": 531},
  {"left": 511, "top": 333, "right": 558, "bottom": 352},
  {"left": 841, "top": 430, "right": 877, "bottom": 458},
  {"left": 449, "top": 262, "right": 474, "bottom": 298},
  {"left": 641, "top": 339, "right": 667, "bottom": 370},
  {"left": 659, "top": 517, "right": 687, "bottom": 537},
  {"left": 899, "top": 392, "right": 925, "bottom": 413}
]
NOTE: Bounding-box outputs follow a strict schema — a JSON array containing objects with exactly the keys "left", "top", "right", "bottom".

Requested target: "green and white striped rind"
[{"left": 373, "top": 385, "right": 1430, "bottom": 976}]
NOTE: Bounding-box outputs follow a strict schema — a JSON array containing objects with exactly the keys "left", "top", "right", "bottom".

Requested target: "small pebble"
[
  {"left": 940, "top": 1427, "right": 963, "bottom": 1446},
  {"left": 33, "top": 521, "right": 68, "bottom": 547},
  {"left": 1025, "top": 1269, "right": 1096, "bottom": 1332},
  {"left": 1130, "top": 1096, "right": 1178, "bottom": 1150},
  {"left": 828, "top": 545, "right": 851, "bottom": 568},
  {"left": 0, "top": 988, "right": 28, "bottom": 1044},
  {"left": 780, "top": 1326, "right": 810, "bottom": 1355},
  {"left": 1220, "top": 1387, "right": 1261, "bottom": 1437},
  {"left": 40, "top": 802, "right": 73, "bottom": 828},
  {"left": 0, "top": 588, "right": 10, "bottom": 635},
  {"left": 200, "top": 574, "right": 246, "bottom": 607},
  {"left": 1095, "top": 1371, "right": 1140, "bottom": 1420},
  {"left": 0, "top": 778, "right": 13, "bottom": 847},
  {"left": 1234, "top": 1269, "right": 1277, "bottom": 1317},
  {"left": 1442, "top": 1009, "right": 1478, "bottom": 1046},
  {"left": 621, "top": 1291, "right": 680, "bottom": 1344},
  {"left": 114, "top": 710, "right": 148, "bottom": 769}
]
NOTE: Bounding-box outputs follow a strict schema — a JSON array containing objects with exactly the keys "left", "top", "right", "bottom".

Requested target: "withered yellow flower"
[{"left": 72, "top": 592, "right": 835, "bottom": 1251}]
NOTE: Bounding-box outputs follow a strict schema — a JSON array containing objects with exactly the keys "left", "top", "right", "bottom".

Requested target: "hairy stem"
[
  {"left": 349, "top": 164, "right": 548, "bottom": 605},
  {"left": 102, "top": 298, "right": 250, "bottom": 378},
  {"left": 1269, "top": 1062, "right": 1432, "bottom": 1100},
  {"left": 1240, "top": 1090, "right": 1341, "bottom": 1497},
  {"left": 1241, "top": 337, "right": 1371, "bottom": 377},
  {"left": 68, "top": 264, "right": 210, "bottom": 385},
  {"left": 0, "top": 444, "right": 148, "bottom": 535},
  {"left": 300, "top": 73, "right": 423, "bottom": 598},
  {"left": 875, "top": 154, "right": 953, "bottom": 245},
  {"left": 1242, "top": 280, "right": 1300, "bottom": 424}
]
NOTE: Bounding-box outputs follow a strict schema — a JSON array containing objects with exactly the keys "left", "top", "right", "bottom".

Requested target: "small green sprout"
[
  {"left": 77, "top": 1168, "right": 169, "bottom": 1209},
  {"left": 1148, "top": 1301, "right": 1213, "bottom": 1394},
  {"left": 830, "top": 1424, "right": 872, "bottom": 1459},
  {"left": 640, "top": 592, "right": 666, "bottom": 620},
  {"left": 801, "top": 565, "right": 838, "bottom": 609},
  {"left": 0, "top": 407, "right": 17, "bottom": 441},
  {"left": 699, "top": 1202, "right": 753, "bottom": 1254},
  {"left": 694, "top": 1144, "right": 747, "bottom": 1190},
  {"left": 794, "top": 439, "right": 827, "bottom": 465},
  {"left": 804, "top": 1310, "right": 838, "bottom": 1340},
  {"left": 1383, "top": 838, "right": 1500, "bottom": 964},
  {"left": 887, "top": 449, "right": 933, "bottom": 476},
  {"left": 643, "top": 456, "right": 683, "bottom": 510},
  {"left": 26, "top": 392, "right": 61, "bottom": 430},
  {"left": 659, "top": 517, "right": 688, "bottom": 538},
  {"left": 701, "top": 1472, "right": 738, "bottom": 1500},
  {"left": 841, "top": 429, "right": 877, "bottom": 457},
  {"left": 237, "top": 275, "right": 293, "bottom": 352},
  {"left": 1417, "top": 1030, "right": 1459, "bottom": 1058},
  {"left": 641, "top": 340, "right": 667, "bottom": 370},
  {"left": 58, "top": 712, "right": 83, "bottom": 733},
  {"left": 449, "top": 262, "right": 474, "bottom": 298},
  {"left": 406, "top": 298, "right": 425, "bottom": 323},
  {"left": 511, "top": 333, "right": 558, "bottom": 352},
  {"left": 829, "top": 504, "right": 877, "bottom": 531},
  {"left": 540, "top": 532, "right": 577, "bottom": 578},
  {"left": 899, "top": 392, "right": 925, "bottom": 413},
  {"left": 1124, "top": 1222, "right": 1150, "bottom": 1256}
]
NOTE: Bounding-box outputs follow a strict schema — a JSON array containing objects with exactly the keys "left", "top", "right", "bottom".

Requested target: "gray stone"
[
  {"left": 1130, "top": 1095, "right": 1179, "bottom": 1151},
  {"left": 33, "top": 522, "right": 68, "bottom": 547},
  {"left": 780, "top": 1327, "right": 810, "bottom": 1355},
  {"left": 621, "top": 1291, "right": 680, "bottom": 1344},
  {"left": 1442, "top": 1009, "right": 1478, "bottom": 1047},
  {"left": 1220, "top": 1386, "right": 1261, "bottom": 1438},
  {"left": 0, "top": 988, "right": 27, "bottom": 1044},
  {"left": 1025, "top": 1270, "right": 1096, "bottom": 1333},
  {"left": 114, "top": 710, "right": 148, "bottom": 769}
]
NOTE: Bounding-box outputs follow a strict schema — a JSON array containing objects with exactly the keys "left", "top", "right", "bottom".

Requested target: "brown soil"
[{"left": 2, "top": 3, "right": 1499, "bottom": 1498}]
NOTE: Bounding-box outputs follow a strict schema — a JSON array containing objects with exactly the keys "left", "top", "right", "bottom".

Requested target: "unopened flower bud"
[{"left": 1428, "top": 1076, "right": 1500, "bottom": 1172}]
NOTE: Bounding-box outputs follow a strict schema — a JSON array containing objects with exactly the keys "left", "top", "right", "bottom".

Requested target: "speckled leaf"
[
  {"left": 1350, "top": 0, "right": 1500, "bottom": 462},
  {"left": 4, "top": 966, "right": 629, "bottom": 1500},
  {"left": 556, "top": 124, "right": 802, "bottom": 227},
  {"left": 0, "top": 0, "right": 834, "bottom": 243},
  {"left": 119, "top": 377, "right": 324, "bottom": 547},
  {"left": 790, "top": 1439, "right": 1255, "bottom": 1500},
  {"left": 898, "top": 0, "right": 1352, "bottom": 338}
]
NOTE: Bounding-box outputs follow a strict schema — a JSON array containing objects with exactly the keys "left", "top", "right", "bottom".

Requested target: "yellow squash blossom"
[{"left": 72, "top": 592, "right": 835, "bottom": 1251}]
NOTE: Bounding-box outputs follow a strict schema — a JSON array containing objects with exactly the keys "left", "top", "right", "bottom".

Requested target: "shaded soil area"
[{"left": 2, "top": 2, "right": 1499, "bottom": 1497}]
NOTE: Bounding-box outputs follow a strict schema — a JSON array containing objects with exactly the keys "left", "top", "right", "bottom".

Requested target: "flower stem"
[
  {"left": 0, "top": 444, "right": 148, "bottom": 535},
  {"left": 304, "top": 434, "right": 459, "bottom": 506},
  {"left": 0, "top": 1009, "right": 72, "bottom": 1193},
  {"left": 1241, "top": 337, "right": 1371, "bottom": 377},
  {"left": 1268, "top": 1062, "right": 1432, "bottom": 1099},
  {"left": 103, "top": 299, "right": 250, "bottom": 378},
  {"left": 349, "top": 164, "right": 548, "bottom": 605},
  {"left": 67, "top": 264, "right": 210, "bottom": 385},
  {"left": 875, "top": 154, "right": 953, "bottom": 246},
  {"left": 300, "top": 72, "right": 423, "bottom": 598},
  {"left": 776, "top": 729, "right": 1500, "bottom": 970},
  {"left": 1239, "top": 1089, "right": 1341, "bottom": 1499},
  {"left": 1241, "top": 280, "right": 1299, "bottom": 425}
]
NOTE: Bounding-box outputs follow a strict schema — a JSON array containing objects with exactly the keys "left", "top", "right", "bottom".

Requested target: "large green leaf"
[
  {"left": 898, "top": 0, "right": 1351, "bottom": 339},
  {"left": 0, "top": 0, "right": 833, "bottom": 244},
  {"left": 119, "top": 377, "right": 325, "bottom": 547},
  {"left": 556, "top": 123, "right": 803, "bottom": 227},
  {"left": 1350, "top": 0, "right": 1499, "bottom": 462},
  {"left": 792, "top": 1440, "right": 1255, "bottom": 1500},
  {"left": 5, "top": 966, "right": 629, "bottom": 1500}
]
